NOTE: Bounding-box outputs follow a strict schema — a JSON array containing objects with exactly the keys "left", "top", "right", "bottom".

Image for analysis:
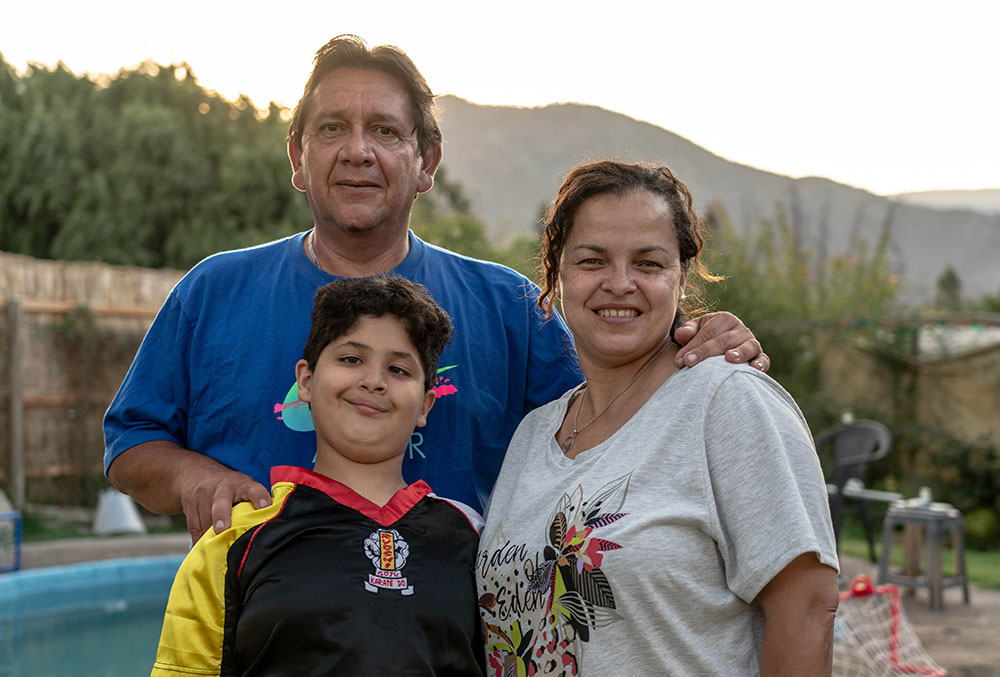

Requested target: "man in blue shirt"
[{"left": 104, "top": 35, "right": 768, "bottom": 542}]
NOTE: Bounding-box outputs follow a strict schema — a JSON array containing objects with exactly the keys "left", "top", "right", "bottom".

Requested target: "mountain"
[
  {"left": 892, "top": 189, "right": 1000, "bottom": 215},
  {"left": 435, "top": 96, "right": 1000, "bottom": 300}
]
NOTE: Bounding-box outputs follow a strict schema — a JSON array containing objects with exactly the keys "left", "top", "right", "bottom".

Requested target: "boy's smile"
[{"left": 295, "top": 315, "right": 436, "bottom": 478}]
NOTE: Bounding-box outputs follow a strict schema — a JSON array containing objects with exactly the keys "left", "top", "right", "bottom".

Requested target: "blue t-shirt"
[{"left": 103, "top": 231, "right": 582, "bottom": 510}]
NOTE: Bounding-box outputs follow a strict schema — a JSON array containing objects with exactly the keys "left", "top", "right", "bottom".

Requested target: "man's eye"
[
  {"left": 376, "top": 126, "right": 397, "bottom": 136},
  {"left": 322, "top": 123, "right": 343, "bottom": 133}
]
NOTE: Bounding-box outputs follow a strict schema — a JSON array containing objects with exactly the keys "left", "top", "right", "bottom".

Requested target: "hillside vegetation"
[
  {"left": 436, "top": 96, "right": 1000, "bottom": 301},
  {"left": 0, "top": 56, "right": 528, "bottom": 271}
]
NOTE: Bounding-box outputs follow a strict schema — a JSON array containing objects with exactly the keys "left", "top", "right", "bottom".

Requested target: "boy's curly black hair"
[{"left": 302, "top": 276, "right": 452, "bottom": 391}]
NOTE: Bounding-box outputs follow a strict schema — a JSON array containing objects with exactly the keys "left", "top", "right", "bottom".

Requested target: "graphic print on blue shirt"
[{"left": 273, "top": 364, "right": 462, "bottom": 462}]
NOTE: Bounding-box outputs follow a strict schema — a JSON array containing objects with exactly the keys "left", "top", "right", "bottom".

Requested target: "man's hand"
[
  {"left": 176, "top": 466, "right": 273, "bottom": 542},
  {"left": 108, "top": 441, "right": 272, "bottom": 543},
  {"left": 674, "top": 311, "right": 770, "bottom": 371}
]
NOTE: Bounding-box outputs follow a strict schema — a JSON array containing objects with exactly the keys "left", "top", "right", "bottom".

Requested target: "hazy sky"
[{"left": 3, "top": 0, "right": 998, "bottom": 196}]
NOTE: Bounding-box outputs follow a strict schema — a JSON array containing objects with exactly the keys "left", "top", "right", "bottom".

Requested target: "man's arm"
[
  {"left": 757, "top": 553, "right": 839, "bottom": 676},
  {"left": 673, "top": 311, "right": 770, "bottom": 371},
  {"left": 108, "top": 441, "right": 272, "bottom": 542}
]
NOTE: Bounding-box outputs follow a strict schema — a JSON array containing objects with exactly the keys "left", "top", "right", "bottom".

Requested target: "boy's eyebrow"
[{"left": 338, "top": 340, "right": 419, "bottom": 362}]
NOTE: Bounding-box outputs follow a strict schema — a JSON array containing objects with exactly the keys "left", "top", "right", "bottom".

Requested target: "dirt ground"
[
  {"left": 18, "top": 535, "right": 1000, "bottom": 676},
  {"left": 839, "top": 553, "right": 1000, "bottom": 676}
]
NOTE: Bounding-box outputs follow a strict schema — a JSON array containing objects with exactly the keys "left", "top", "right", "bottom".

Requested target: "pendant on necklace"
[{"left": 561, "top": 434, "right": 576, "bottom": 452}]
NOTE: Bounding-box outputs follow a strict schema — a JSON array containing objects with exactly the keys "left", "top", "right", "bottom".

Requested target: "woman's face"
[{"left": 558, "top": 190, "right": 687, "bottom": 371}]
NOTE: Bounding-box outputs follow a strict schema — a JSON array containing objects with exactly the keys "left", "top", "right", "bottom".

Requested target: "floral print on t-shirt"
[{"left": 477, "top": 472, "right": 632, "bottom": 676}]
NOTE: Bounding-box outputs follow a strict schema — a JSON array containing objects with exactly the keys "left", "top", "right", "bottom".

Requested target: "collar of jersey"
[{"left": 271, "top": 465, "right": 432, "bottom": 527}]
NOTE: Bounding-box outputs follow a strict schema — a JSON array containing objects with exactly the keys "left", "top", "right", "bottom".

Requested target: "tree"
[
  {"left": 702, "top": 202, "right": 900, "bottom": 420},
  {"left": 934, "top": 265, "right": 962, "bottom": 310},
  {"left": 0, "top": 57, "right": 312, "bottom": 268}
]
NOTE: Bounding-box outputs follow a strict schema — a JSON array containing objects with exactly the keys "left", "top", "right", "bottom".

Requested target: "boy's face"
[{"left": 295, "top": 315, "right": 435, "bottom": 468}]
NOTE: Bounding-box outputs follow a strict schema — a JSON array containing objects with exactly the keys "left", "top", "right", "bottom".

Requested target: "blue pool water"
[{"left": 0, "top": 556, "right": 183, "bottom": 676}]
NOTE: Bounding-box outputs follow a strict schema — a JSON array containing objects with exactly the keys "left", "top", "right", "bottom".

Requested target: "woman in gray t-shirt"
[{"left": 476, "top": 161, "right": 839, "bottom": 675}]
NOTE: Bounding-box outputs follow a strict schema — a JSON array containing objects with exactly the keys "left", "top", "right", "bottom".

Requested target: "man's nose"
[{"left": 341, "top": 127, "right": 375, "bottom": 165}]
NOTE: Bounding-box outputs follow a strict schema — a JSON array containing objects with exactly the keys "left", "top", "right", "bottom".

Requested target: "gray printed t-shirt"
[{"left": 476, "top": 357, "right": 838, "bottom": 675}]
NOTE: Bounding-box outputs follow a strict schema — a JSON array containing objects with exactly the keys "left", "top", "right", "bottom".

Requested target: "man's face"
[{"left": 289, "top": 67, "right": 441, "bottom": 239}]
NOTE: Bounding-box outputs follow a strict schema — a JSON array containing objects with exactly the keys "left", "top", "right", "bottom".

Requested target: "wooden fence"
[{"left": 1, "top": 251, "right": 183, "bottom": 507}]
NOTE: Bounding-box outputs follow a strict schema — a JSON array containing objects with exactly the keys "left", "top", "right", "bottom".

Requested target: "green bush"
[{"left": 965, "top": 508, "right": 1000, "bottom": 550}]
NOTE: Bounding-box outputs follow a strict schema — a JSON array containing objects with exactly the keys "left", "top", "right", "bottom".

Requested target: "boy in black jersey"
[{"left": 152, "top": 276, "right": 485, "bottom": 676}]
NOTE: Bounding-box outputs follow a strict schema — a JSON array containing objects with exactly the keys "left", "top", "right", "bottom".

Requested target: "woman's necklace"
[
  {"left": 307, "top": 229, "right": 320, "bottom": 268},
  {"left": 561, "top": 339, "right": 671, "bottom": 453}
]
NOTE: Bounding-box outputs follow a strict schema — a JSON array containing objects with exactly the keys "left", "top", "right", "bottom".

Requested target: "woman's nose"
[{"left": 602, "top": 265, "right": 637, "bottom": 295}]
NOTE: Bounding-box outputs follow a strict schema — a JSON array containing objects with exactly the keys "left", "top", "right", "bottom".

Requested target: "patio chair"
[{"left": 815, "top": 420, "right": 893, "bottom": 562}]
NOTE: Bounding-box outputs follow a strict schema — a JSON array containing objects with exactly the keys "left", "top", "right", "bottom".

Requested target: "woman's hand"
[
  {"left": 674, "top": 311, "right": 770, "bottom": 371},
  {"left": 757, "top": 553, "right": 840, "bottom": 676}
]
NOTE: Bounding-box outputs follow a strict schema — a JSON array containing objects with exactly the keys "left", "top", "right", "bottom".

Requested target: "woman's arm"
[{"left": 757, "top": 552, "right": 839, "bottom": 676}]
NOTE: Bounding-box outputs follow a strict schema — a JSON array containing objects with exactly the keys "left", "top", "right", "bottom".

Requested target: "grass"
[
  {"left": 839, "top": 524, "right": 1000, "bottom": 591},
  {"left": 18, "top": 510, "right": 186, "bottom": 543},
  {"left": 20, "top": 512, "right": 89, "bottom": 543}
]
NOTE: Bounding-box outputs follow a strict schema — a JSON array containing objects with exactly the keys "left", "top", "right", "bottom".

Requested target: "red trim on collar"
[{"left": 270, "top": 465, "right": 432, "bottom": 527}]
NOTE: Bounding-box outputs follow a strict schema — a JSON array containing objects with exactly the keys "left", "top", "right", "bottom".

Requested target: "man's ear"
[
  {"left": 295, "top": 359, "right": 313, "bottom": 403},
  {"left": 288, "top": 139, "right": 306, "bottom": 193},
  {"left": 415, "top": 389, "right": 436, "bottom": 428},
  {"left": 415, "top": 144, "right": 443, "bottom": 195}
]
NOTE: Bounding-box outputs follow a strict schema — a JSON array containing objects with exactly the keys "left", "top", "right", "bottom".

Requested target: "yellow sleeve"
[{"left": 151, "top": 486, "right": 291, "bottom": 676}]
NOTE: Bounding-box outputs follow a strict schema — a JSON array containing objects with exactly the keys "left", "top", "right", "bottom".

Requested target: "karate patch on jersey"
[{"left": 363, "top": 528, "right": 414, "bottom": 595}]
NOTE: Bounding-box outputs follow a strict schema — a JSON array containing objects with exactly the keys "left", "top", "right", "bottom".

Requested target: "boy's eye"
[
  {"left": 340, "top": 355, "right": 361, "bottom": 365},
  {"left": 389, "top": 365, "right": 411, "bottom": 377}
]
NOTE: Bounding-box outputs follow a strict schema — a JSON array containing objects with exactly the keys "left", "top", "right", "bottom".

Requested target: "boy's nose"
[{"left": 359, "top": 368, "right": 387, "bottom": 392}]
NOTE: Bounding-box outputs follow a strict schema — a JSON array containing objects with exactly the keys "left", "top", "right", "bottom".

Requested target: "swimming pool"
[{"left": 0, "top": 556, "right": 183, "bottom": 676}]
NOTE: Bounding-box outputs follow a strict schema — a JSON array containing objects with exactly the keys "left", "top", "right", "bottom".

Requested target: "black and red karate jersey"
[{"left": 152, "top": 465, "right": 485, "bottom": 676}]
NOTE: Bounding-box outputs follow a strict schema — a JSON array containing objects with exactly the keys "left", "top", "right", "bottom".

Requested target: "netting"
[{"left": 833, "top": 574, "right": 947, "bottom": 676}]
